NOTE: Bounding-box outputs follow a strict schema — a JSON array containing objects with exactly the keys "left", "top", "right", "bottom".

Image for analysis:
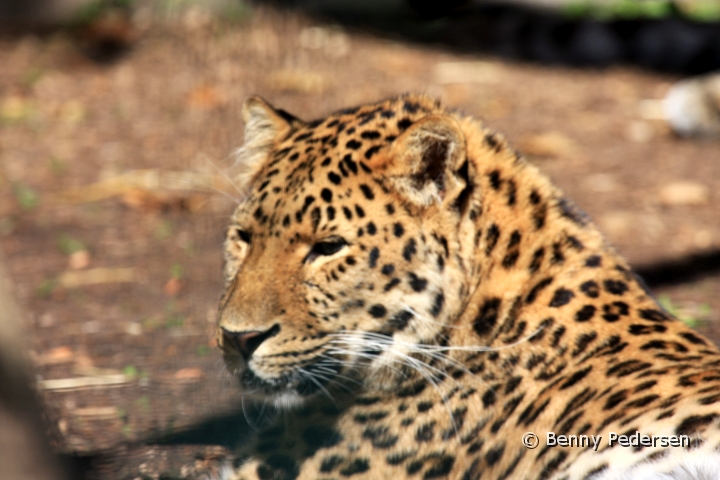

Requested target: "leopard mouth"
[{"left": 236, "top": 359, "right": 345, "bottom": 399}]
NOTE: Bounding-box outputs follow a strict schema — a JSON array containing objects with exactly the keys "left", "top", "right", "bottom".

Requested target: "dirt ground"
[{"left": 0, "top": 5, "right": 719, "bottom": 479}]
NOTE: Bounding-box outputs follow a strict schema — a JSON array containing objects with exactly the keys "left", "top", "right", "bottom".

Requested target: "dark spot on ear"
[
  {"left": 410, "top": 139, "right": 449, "bottom": 196},
  {"left": 484, "top": 133, "right": 500, "bottom": 151}
]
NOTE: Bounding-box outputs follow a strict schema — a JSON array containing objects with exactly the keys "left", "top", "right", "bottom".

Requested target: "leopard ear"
[
  {"left": 380, "top": 115, "right": 467, "bottom": 207},
  {"left": 234, "top": 96, "right": 302, "bottom": 189}
]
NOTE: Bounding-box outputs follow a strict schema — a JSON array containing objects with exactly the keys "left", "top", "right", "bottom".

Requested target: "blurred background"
[{"left": 0, "top": 0, "right": 719, "bottom": 478}]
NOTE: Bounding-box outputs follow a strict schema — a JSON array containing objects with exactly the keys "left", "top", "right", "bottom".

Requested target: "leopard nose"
[{"left": 221, "top": 324, "right": 281, "bottom": 360}]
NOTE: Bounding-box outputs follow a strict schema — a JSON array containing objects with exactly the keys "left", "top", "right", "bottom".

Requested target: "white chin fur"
[{"left": 270, "top": 391, "right": 305, "bottom": 410}]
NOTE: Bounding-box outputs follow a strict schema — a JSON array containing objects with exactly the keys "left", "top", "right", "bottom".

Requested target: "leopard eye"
[
  {"left": 305, "top": 237, "right": 348, "bottom": 263},
  {"left": 236, "top": 229, "right": 251, "bottom": 244}
]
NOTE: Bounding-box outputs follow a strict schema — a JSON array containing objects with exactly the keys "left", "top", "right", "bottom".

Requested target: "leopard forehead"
[{"left": 232, "top": 94, "right": 443, "bottom": 234}]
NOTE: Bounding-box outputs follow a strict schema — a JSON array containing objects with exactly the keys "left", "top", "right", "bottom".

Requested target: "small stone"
[{"left": 658, "top": 181, "right": 709, "bottom": 206}]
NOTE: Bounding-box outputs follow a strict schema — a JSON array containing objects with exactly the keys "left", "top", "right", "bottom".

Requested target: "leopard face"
[{"left": 218, "top": 96, "right": 473, "bottom": 408}]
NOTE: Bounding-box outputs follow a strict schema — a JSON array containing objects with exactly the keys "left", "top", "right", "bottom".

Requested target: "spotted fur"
[{"left": 217, "top": 94, "right": 720, "bottom": 480}]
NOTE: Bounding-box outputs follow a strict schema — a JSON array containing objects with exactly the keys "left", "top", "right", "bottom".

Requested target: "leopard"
[{"left": 216, "top": 93, "right": 720, "bottom": 480}]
